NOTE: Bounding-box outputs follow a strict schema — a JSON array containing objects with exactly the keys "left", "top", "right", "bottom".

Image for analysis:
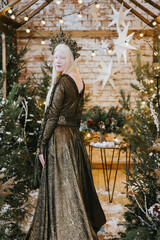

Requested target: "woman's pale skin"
[{"left": 39, "top": 48, "right": 83, "bottom": 168}]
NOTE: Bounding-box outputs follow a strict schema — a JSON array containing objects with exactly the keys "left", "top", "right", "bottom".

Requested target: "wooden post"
[{"left": 2, "top": 33, "right": 7, "bottom": 99}]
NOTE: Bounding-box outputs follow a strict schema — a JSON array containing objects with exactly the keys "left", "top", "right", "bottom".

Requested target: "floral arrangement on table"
[{"left": 80, "top": 105, "right": 126, "bottom": 142}]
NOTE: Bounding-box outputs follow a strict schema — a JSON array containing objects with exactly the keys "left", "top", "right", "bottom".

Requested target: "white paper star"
[
  {"left": 95, "top": 61, "right": 122, "bottom": 90},
  {"left": 112, "top": 22, "right": 137, "bottom": 65},
  {"left": 89, "top": 4, "right": 99, "bottom": 23},
  {"left": 108, "top": 3, "right": 131, "bottom": 28},
  {"left": 97, "top": 39, "right": 109, "bottom": 54}
]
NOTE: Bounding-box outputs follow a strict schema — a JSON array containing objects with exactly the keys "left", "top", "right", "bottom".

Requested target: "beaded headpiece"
[{"left": 49, "top": 28, "right": 82, "bottom": 59}]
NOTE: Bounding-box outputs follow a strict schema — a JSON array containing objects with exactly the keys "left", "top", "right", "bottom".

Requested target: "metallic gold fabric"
[{"left": 26, "top": 74, "right": 106, "bottom": 240}]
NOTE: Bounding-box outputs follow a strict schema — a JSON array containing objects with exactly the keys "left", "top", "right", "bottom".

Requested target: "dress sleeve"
[{"left": 37, "top": 78, "right": 65, "bottom": 154}]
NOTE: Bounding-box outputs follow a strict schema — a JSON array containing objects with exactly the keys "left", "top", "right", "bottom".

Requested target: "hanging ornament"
[
  {"left": 112, "top": 22, "right": 136, "bottom": 65},
  {"left": 108, "top": 3, "right": 131, "bottom": 29},
  {"left": 98, "top": 39, "right": 109, "bottom": 54},
  {"left": 95, "top": 61, "right": 122, "bottom": 90},
  {"left": 89, "top": 4, "right": 99, "bottom": 24}
]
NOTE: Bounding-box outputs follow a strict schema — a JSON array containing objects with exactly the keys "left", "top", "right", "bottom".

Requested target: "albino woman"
[{"left": 26, "top": 30, "right": 106, "bottom": 240}]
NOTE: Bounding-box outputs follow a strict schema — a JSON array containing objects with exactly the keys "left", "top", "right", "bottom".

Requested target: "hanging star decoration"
[
  {"left": 89, "top": 4, "right": 99, "bottom": 24},
  {"left": 108, "top": 3, "right": 131, "bottom": 29},
  {"left": 112, "top": 22, "right": 137, "bottom": 65},
  {"left": 97, "top": 39, "right": 109, "bottom": 55},
  {"left": 95, "top": 60, "right": 122, "bottom": 90}
]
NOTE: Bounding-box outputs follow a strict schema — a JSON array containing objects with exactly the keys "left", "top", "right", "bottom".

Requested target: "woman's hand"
[{"left": 39, "top": 154, "right": 45, "bottom": 168}]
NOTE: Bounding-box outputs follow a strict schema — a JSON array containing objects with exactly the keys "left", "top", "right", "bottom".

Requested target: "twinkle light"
[
  {"left": 92, "top": 51, "right": 96, "bottom": 56},
  {"left": 152, "top": 21, "right": 157, "bottom": 26},
  {"left": 11, "top": 14, "right": 15, "bottom": 20},
  {"left": 41, "top": 19, "right": 46, "bottom": 25},
  {"left": 95, "top": 1, "right": 100, "bottom": 8},
  {"left": 150, "top": 79, "right": 154, "bottom": 83},
  {"left": 24, "top": 15, "right": 29, "bottom": 21},
  {"left": 150, "top": 88, "right": 154, "bottom": 91},
  {"left": 139, "top": 32, "right": 144, "bottom": 38},
  {"left": 78, "top": 12, "right": 82, "bottom": 18},
  {"left": 26, "top": 28, "right": 30, "bottom": 33},
  {"left": 158, "top": 35, "right": 160, "bottom": 40},
  {"left": 108, "top": 48, "right": 112, "bottom": 54},
  {"left": 154, "top": 51, "right": 158, "bottom": 56},
  {"left": 41, "top": 39, "right": 45, "bottom": 45},
  {"left": 56, "top": 0, "right": 61, "bottom": 5},
  {"left": 44, "top": 101, "right": 46, "bottom": 105},
  {"left": 59, "top": 17, "right": 63, "bottom": 24},
  {"left": 87, "top": 133, "right": 91, "bottom": 137},
  {"left": 78, "top": 0, "right": 83, "bottom": 3},
  {"left": 8, "top": 8, "right": 12, "bottom": 14}
]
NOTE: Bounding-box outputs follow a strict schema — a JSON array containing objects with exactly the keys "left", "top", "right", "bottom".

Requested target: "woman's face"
[{"left": 54, "top": 48, "right": 66, "bottom": 73}]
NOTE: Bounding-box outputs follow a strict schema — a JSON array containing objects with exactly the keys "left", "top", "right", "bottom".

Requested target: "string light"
[
  {"left": 78, "top": 12, "right": 82, "bottom": 18},
  {"left": 139, "top": 32, "right": 144, "bottom": 37},
  {"left": 11, "top": 14, "right": 15, "bottom": 20},
  {"left": 152, "top": 21, "right": 157, "bottom": 26},
  {"left": 78, "top": 0, "right": 83, "bottom": 3},
  {"left": 59, "top": 17, "right": 63, "bottom": 24},
  {"left": 26, "top": 28, "right": 31, "bottom": 33},
  {"left": 56, "top": 0, "right": 61, "bottom": 5},
  {"left": 41, "top": 39, "right": 45, "bottom": 45},
  {"left": 87, "top": 133, "right": 91, "bottom": 137},
  {"left": 108, "top": 48, "right": 112, "bottom": 54},
  {"left": 41, "top": 19, "right": 46, "bottom": 25},
  {"left": 154, "top": 51, "right": 158, "bottom": 56},
  {"left": 8, "top": 8, "right": 12, "bottom": 14},
  {"left": 150, "top": 79, "right": 154, "bottom": 83},
  {"left": 92, "top": 51, "right": 96, "bottom": 56},
  {"left": 158, "top": 35, "right": 160, "bottom": 40},
  {"left": 95, "top": 1, "right": 100, "bottom": 8},
  {"left": 24, "top": 15, "right": 29, "bottom": 21}
]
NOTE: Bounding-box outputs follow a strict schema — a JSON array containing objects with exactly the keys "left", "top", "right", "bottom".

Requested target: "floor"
[{"left": 92, "top": 169, "right": 129, "bottom": 240}]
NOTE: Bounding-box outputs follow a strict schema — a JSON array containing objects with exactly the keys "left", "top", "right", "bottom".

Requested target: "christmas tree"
[
  {"left": 118, "top": 52, "right": 160, "bottom": 239},
  {"left": 0, "top": 33, "right": 44, "bottom": 238}
]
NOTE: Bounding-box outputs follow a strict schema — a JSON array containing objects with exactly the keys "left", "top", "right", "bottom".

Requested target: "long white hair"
[{"left": 45, "top": 43, "right": 79, "bottom": 111}]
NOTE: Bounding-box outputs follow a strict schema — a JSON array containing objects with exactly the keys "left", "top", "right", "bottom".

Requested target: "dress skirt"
[{"left": 26, "top": 125, "right": 106, "bottom": 240}]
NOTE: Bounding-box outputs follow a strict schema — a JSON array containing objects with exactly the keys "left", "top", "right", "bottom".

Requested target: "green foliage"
[
  {"left": 0, "top": 34, "right": 28, "bottom": 94},
  {"left": 0, "top": 34, "right": 43, "bottom": 238},
  {"left": 119, "top": 89, "right": 131, "bottom": 111},
  {"left": 81, "top": 105, "right": 126, "bottom": 134},
  {"left": 119, "top": 52, "right": 160, "bottom": 239}
]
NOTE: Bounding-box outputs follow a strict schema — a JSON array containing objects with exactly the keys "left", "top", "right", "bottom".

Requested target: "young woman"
[{"left": 25, "top": 39, "right": 106, "bottom": 240}]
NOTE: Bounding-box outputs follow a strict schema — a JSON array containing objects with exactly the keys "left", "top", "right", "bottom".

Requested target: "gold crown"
[{"left": 49, "top": 28, "right": 82, "bottom": 59}]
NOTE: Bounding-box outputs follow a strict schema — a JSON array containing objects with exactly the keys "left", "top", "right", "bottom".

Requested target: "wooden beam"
[
  {"left": 116, "top": 0, "right": 151, "bottom": 26},
  {"left": 16, "top": 29, "right": 154, "bottom": 39},
  {"left": 2, "top": 33, "right": 7, "bottom": 99},
  {"left": 19, "top": 0, "right": 53, "bottom": 27},
  {"left": 0, "top": 0, "right": 21, "bottom": 15},
  {"left": 15, "top": 0, "right": 39, "bottom": 17},
  {"left": 0, "top": 14, "right": 21, "bottom": 28},
  {"left": 144, "top": 0, "right": 160, "bottom": 11},
  {"left": 129, "top": 0, "right": 157, "bottom": 18},
  {"left": 0, "top": 23, "right": 13, "bottom": 34}
]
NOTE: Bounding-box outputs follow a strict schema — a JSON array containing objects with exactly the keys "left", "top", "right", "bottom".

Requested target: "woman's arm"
[{"left": 38, "top": 78, "right": 65, "bottom": 155}]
